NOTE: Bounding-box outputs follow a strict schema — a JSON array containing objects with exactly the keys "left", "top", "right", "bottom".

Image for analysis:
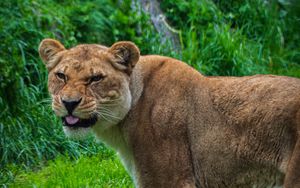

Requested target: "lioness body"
[
  {"left": 39, "top": 40, "right": 300, "bottom": 188},
  {"left": 121, "top": 55, "right": 300, "bottom": 187}
]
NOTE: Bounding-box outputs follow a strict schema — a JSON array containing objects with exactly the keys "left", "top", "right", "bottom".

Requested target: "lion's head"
[{"left": 39, "top": 39, "right": 139, "bottom": 138}]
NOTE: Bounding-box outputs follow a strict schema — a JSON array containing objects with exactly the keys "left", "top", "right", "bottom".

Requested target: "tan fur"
[{"left": 39, "top": 39, "right": 300, "bottom": 188}]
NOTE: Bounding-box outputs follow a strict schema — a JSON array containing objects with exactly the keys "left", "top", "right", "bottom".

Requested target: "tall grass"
[{"left": 161, "top": 0, "right": 300, "bottom": 77}]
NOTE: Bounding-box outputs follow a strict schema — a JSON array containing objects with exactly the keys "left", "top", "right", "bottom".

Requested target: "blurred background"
[{"left": 1, "top": 0, "right": 299, "bottom": 187}]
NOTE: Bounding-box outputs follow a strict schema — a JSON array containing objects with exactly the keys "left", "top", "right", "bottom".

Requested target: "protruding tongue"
[{"left": 65, "top": 115, "right": 79, "bottom": 125}]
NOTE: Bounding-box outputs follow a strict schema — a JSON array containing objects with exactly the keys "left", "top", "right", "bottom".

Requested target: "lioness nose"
[{"left": 62, "top": 98, "right": 82, "bottom": 114}]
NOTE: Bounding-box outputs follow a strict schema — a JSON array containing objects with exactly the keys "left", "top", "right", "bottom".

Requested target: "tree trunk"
[{"left": 136, "top": 0, "right": 182, "bottom": 54}]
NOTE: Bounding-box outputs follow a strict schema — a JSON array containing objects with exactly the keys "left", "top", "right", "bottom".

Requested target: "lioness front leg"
[
  {"left": 136, "top": 165, "right": 196, "bottom": 188},
  {"left": 133, "top": 144, "right": 196, "bottom": 188},
  {"left": 130, "top": 123, "right": 196, "bottom": 188}
]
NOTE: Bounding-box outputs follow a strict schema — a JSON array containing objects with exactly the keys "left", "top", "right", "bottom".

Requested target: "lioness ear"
[
  {"left": 108, "top": 41, "right": 140, "bottom": 74},
  {"left": 39, "top": 39, "right": 66, "bottom": 70}
]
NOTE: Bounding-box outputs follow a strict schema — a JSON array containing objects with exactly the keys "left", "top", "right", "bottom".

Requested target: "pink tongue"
[{"left": 65, "top": 116, "right": 79, "bottom": 125}]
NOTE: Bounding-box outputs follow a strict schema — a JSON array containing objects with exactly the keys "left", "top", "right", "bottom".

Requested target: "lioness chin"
[{"left": 39, "top": 39, "right": 300, "bottom": 188}]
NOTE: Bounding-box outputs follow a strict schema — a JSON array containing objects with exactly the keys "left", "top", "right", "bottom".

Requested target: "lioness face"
[{"left": 39, "top": 39, "right": 139, "bottom": 138}]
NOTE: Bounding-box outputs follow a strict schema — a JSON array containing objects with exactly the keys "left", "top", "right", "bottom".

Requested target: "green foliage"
[
  {"left": 11, "top": 152, "right": 133, "bottom": 187},
  {"left": 161, "top": 0, "right": 300, "bottom": 76}
]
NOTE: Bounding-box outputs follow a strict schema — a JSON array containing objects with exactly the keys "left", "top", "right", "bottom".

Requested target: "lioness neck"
[{"left": 93, "top": 124, "right": 137, "bottom": 180}]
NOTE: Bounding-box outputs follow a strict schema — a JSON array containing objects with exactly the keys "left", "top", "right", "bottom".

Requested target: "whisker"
[
  {"left": 97, "top": 103, "right": 128, "bottom": 110},
  {"left": 97, "top": 109, "right": 116, "bottom": 116},
  {"left": 98, "top": 111, "right": 122, "bottom": 120},
  {"left": 97, "top": 106, "right": 114, "bottom": 112},
  {"left": 94, "top": 109, "right": 122, "bottom": 122},
  {"left": 94, "top": 111, "right": 112, "bottom": 122}
]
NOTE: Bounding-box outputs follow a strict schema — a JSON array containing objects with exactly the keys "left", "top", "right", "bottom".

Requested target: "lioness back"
[{"left": 39, "top": 39, "right": 300, "bottom": 188}]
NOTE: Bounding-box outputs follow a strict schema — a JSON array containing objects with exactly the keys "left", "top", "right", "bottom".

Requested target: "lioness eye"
[
  {"left": 89, "top": 75, "right": 103, "bottom": 83},
  {"left": 56, "top": 72, "right": 66, "bottom": 81}
]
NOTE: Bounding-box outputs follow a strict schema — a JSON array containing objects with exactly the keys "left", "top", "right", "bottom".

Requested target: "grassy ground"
[{"left": 11, "top": 152, "right": 133, "bottom": 188}]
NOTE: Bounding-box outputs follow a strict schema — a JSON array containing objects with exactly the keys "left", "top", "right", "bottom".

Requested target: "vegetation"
[
  {"left": 11, "top": 152, "right": 133, "bottom": 187},
  {"left": 0, "top": 0, "right": 299, "bottom": 187},
  {"left": 161, "top": 0, "right": 300, "bottom": 76}
]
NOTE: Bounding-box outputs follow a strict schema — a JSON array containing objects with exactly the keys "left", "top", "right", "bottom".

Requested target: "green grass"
[{"left": 11, "top": 152, "right": 133, "bottom": 188}]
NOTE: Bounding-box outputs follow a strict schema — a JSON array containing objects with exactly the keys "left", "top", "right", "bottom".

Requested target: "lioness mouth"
[{"left": 62, "top": 115, "right": 97, "bottom": 128}]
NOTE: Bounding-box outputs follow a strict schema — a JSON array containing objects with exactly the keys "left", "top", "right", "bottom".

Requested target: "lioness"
[{"left": 39, "top": 39, "right": 300, "bottom": 188}]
